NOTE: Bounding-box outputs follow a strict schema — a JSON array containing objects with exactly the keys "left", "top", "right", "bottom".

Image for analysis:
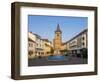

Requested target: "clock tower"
[{"left": 53, "top": 24, "right": 62, "bottom": 55}]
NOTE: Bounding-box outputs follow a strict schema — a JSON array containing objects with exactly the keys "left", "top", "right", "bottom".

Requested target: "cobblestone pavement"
[{"left": 28, "top": 56, "right": 87, "bottom": 66}]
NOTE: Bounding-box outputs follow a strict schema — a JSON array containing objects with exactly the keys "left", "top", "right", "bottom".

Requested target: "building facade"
[
  {"left": 60, "top": 42, "right": 67, "bottom": 55},
  {"left": 67, "top": 29, "right": 87, "bottom": 57},
  {"left": 28, "top": 32, "right": 36, "bottom": 59},
  {"left": 28, "top": 32, "right": 53, "bottom": 58},
  {"left": 42, "top": 39, "right": 53, "bottom": 56},
  {"left": 35, "top": 34, "right": 44, "bottom": 57},
  {"left": 28, "top": 32, "right": 44, "bottom": 58},
  {"left": 28, "top": 37, "right": 36, "bottom": 59}
]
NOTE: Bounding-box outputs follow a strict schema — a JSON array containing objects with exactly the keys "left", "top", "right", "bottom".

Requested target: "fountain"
[{"left": 48, "top": 50, "right": 68, "bottom": 61}]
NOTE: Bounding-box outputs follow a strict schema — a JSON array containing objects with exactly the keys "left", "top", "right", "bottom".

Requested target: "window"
[
  {"left": 29, "top": 43, "right": 33, "bottom": 47},
  {"left": 82, "top": 37, "right": 84, "bottom": 40},
  {"left": 28, "top": 51, "right": 33, "bottom": 56},
  {"left": 29, "top": 43, "right": 31, "bottom": 47},
  {"left": 31, "top": 44, "right": 33, "bottom": 47},
  {"left": 83, "top": 42, "right": 84, "bottom": 46}
]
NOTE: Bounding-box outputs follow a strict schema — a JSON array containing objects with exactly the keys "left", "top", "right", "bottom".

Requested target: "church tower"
[{"left": 53, "top": 24, "right": 62, "bottom": 54}]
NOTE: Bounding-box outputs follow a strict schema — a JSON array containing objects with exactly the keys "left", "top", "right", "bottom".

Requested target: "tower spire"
[{"left": 55, "top": 24, "right": 62, "bottom": 33}]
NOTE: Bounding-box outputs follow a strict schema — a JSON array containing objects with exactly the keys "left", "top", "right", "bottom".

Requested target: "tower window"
[{"left": 57, "top": 34, "right": 59, "bottom": 37}]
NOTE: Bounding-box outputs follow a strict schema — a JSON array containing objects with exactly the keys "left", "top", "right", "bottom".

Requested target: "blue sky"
[{"left": 28, "top": 15, "right": 87, "bottom": 42}]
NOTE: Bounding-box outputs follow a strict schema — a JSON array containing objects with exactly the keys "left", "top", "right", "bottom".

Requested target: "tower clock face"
[
  {"left": 57, "top": 34, "right": 59, "bottom": 37},
  {"left": 56, "top": 33, "right": 61, "bottom": 39}
]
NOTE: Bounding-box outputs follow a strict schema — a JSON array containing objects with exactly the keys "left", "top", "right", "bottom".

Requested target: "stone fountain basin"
[{"left": 48, "top": 55, "right": 69, "bottom": 61}]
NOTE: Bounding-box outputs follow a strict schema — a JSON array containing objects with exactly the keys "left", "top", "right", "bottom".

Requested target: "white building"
[
  {"left": 67, "top": 29, "right": 87, "bottom": 57},
  {"left": 28, "top": 37, "right": 36, "bottom": 59},
  {"left": 28, "top": 32, "right": 44, "bottom": 58},
  {"left": 28, "top": 32, "right": 36, "bottom": 41},
  {"left": 35, "top": 34, "right": 44, "bottom": 56}
]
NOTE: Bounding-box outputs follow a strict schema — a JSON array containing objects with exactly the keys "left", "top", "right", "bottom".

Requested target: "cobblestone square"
[{"left": 28, "top": 55, "right": 87, "bottom": 66}]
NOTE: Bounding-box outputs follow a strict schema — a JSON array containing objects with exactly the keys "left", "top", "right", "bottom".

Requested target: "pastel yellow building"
[
  {"left": 42, "top": 39, "right": 53, "bottom": 56},
  {"left": 60, "top": 42, "right": 68, "bottom": 54}
]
